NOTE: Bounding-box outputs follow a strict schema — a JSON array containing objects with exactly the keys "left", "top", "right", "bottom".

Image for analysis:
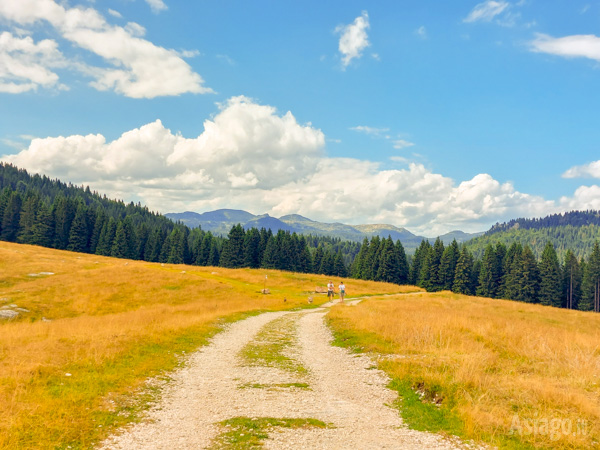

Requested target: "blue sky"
[{"left": 1, "top": 0, "right": 600, "bottom": 235}]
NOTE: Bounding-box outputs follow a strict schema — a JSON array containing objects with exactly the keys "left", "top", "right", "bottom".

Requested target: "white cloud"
[
  {"left": 3, "top": 96, "right": 593, "bottom": 235},
  {"left": 0, "top": 0, "right": 210, "bottom": 98},
  {"left": 464, "top": 1, "right": 510, "bottom": 23},
  {"left": 563, "top": 160, "right": 600, "bottom": 178},
  {"left": 107, "top": 9, "right": 122, "bottom": 19},
  {"left": 0, "top": 32, "right": 67, "bottom": 93},
  {"left": 530, "top": 33, "right": 600, "bottom": 62},
  {"left": 336, "top": 11, "right": 370, "bottom": 68},
  {"left": 350, "top": 125, "right": 389, "bottom": 136},
  {"left": 392, "top": 139, "right": 415, "bottom": 150},
  {"left": 415, "top": 26, "right": 427, "bottom": 39},
  {"left": 559, "top": 185, "right": 600, "bottom": 211},
  {"left": 145, "top": 0, "right": 167, "bottom": 14}
]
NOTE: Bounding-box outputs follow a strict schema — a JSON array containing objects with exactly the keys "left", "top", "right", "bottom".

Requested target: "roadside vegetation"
[
  {"left": 0, "top": 241, "right": 404, "bottom": 449},
  {"left": 328, "top": 292, "right": 600, "bottom": 449}
]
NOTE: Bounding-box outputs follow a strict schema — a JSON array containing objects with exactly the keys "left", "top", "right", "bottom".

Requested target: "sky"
[{"left": 1, "top": 0, "right": 600, "bottom": 236}]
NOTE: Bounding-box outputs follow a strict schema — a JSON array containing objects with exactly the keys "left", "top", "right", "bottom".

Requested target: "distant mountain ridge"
[{"left": 165, "top": 209, "right": 483, "bottom": 252}]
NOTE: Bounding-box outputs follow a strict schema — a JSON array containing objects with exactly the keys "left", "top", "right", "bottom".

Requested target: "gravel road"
[{"left": 100, "top": 305, "right": 469, "bottom": 449}]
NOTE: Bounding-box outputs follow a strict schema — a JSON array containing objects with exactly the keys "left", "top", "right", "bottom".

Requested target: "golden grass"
[
  {"left": 0, "top": 241, "right": 408, "bottom": 449},
  {"left": 327, "top": 292, "right": 600, "bottom": 448}
]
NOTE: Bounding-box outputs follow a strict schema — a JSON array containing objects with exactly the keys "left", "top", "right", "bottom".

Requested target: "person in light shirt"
[
  {"left": 327, "top": 280, "right": 335, "bottom": 301},
  {"left": 338, "top": 281, "right": 346, "bottom": 303}
]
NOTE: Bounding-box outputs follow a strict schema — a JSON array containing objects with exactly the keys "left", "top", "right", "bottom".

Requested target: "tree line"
[{"left": 2, "top": 163, "right": 600, "bottom": 312}]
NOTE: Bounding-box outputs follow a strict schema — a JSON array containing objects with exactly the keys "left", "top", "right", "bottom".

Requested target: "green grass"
[
  {"left": 211, "top": 417, "right": 329, "bottom": 449},
  {"left": 327, "top": 313, "right": 535, "bottom": 450},
  {"left": 239, "top": 314, "right": 308, "bottom": 374}
]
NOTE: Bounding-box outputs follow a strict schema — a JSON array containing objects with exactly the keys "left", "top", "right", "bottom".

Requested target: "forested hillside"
[
  {"left": 0, "top": 164, "right": 351, "bottom": 276},
  {"left": 2, "top": 163, "right": 600, "bottom": 313},
  {"left": 466, "top": 211, "right": 600, "bottom": 261}
]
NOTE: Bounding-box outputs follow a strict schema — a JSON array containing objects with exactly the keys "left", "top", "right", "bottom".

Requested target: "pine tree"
[
  {"left": 395, "top": 239, "right": 409, "bottom": 284},
  {"left": 67, "top": 204, "right": 90, "bottom": 253},
  {"left": 352, "top": 238, "right": 369, "bottom": 279},
  {"left": 111, "top": 221, "right": 130, "bottom": 259},
  {"left": 96, "top": 218, "right": 117, "bottom": 256},
  {"left": 144, "top": 228, "right": 163, "bottom": 262},
  {"left": 243, "top": 227, "right": 261, "bottom": 268},
  {"left": 30, "top": 202, "right": 54, "bottom": 247},
  {"left": 477, "top": 244, "right": 497, "bottom": 298},
  {"left": 333, "top": 250, "right": 348, "bottom": 277},
  {"left": 313, "top": 246, "right": 324, "bottom": 273},
  {"left": 167, "top": 228, "right": 185, "bottom": 264},
  {"left": 411, "top": 240, "right": 431, "bottom": 285},
  {"left": 501, "top": 242, "right": 523, "bottom": 299},
  {"left": 17, "top": 194, "right": 39, "bottom": 244},
  {"left": 376, "top": 237, "right": 400, "bottom": 284},
  {"left": 563, "top": 249, "right": 582, "bottom": 309},
  {"left": 453, "top": 247, "right": 473, "bottom": 295},
  {"left": 89, "top": 208, "right": 106, "bottom": 254},
  {"left": 52, "top": 196, "right": 76, "bottom": 250},
  {"left": 1, "top": 191, "right": 22, "bottom": 242},
  {"left": 0, "top": 187, "right": 12, "bottom": 236},
  {"left": 538, "top": 242, "right": 562, "bottom": 307},
  {"left": 220, "top": 224, "right": 245, "bottom": 268},
  {"left": 439, "top": 239, "right": 459, "bottom": 290},
  {"left": 297, "top": 236, "right": 313, "bottom": 273},
  {"left": 581, "top": 241, "right": 600, "bottom": 312},
  {"left": 516, "top": 246, "right": 540, "bottom": 303}
]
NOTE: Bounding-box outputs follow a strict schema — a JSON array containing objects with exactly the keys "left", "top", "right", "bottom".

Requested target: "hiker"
[
  {"left": 327, "top": 280, "right": 335, "bottom": 301},
  {"left": 339, "top": 281, "right": 346, "bottom": 303}
]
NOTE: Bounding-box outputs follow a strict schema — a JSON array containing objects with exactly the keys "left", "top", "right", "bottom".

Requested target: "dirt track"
[{"left": 101, "top": 304, "right": 466, "bottom": 449}]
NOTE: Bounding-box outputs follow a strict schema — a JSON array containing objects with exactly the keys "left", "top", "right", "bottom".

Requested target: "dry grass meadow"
[
  {"left": 0, "top": 241, "right": 411, "bottom": 449},
  {"left": 328, "top": 292, "right": 600, "bottom": 449}
]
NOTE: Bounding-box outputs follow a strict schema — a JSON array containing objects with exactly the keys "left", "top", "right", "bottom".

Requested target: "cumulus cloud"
[
  {"left": 336, "top": 11, "right": 370, "bottom": 68},
  {"left": 530, "top": 33, "right": 600, "bottom": 62},
  {"left": 0, "top": 0, "right": 210, "bottom": 98},
  {"left": 3, "top": 96, "right": 594, "bottom": 235},
  {"left": 464, "top": 1, "right": 510, "bottom": 23},
  {"left": 145, "top": 0, "right": 167, "bottom": 14},
  {"left": 563, "top": 160, "right": 600, "bottom": 179},
  {"left": 0, "top": 32, "right": 67, "bottom": 93}
]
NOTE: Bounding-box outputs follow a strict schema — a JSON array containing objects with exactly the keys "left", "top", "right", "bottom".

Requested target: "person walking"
[
  {"left": 339, "top": 281, "right": 346, "bottom": 303},
  {"left": 327, "top": 280, "right": 335, "bottom": 301}
]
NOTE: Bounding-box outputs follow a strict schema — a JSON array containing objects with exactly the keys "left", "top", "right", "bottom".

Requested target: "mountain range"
[{"left": 165, "top": 209, "right": 483, "bottom": 251}]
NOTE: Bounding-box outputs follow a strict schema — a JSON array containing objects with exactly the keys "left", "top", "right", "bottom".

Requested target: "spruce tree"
[
  {"left": 31, "top": 202, "right": 55, "bottom": 247},
  {"left": 477, "top": 244, "right": 496, "bottom": 298},
  {"left": 333, "top": 250, "right": 348, "bottom": 277},
  {"left": 144, "top": 228, "right": 163, "bottom": 262},
  {"left": 453, "top": 247, "right": 473, "bottom": 295},
  {"left": 439, "top": 239, "right": 459, "bottom": 290},
  {"left": 352, "top": 238, "right": 369, "bottom": 279},
  {"left": 410, "top": 240, "right": 431, "bottom": 285},
  {"left": 516, "top": 246, "right": 540, "bottom": 303},
  {"left": 1, "top": 191, "right": 22, "bottom": 242},
  {"left": 243, "top": 227, "right": 261, "bottom": 268},
  {"left": 563, "top": 250, "right": 582, "bottom": 309},
  {"left": 111, "top": 221, "right": 130, "bottom": 259},
  {"left": 538, "top": 242, "right": 562, "bottom": 307},
  {"left": 581, "top": 241, "right": 600, "bottom": 311},
  {"left": 67, "top": 204, "right": 90, "bottom": 253},
  {"left": 17, "top": 194, "right": 39, "bottom": 244},
  {"left": 376, "top": 237, "right": 400, "bottom": 284},
  {"left": 220, "top": 224, "right": 245, "bottom": 268},
  {"left": 395, "top": 239, "right": 409, "bottom": 284}
]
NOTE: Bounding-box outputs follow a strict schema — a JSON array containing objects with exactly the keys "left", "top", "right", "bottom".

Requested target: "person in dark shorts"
[
  {"left": 339, "top": 281, "right": 346, "bottom": 302},
  {"left": 327, "top": 280, "right": 335, "bottom": 301}
]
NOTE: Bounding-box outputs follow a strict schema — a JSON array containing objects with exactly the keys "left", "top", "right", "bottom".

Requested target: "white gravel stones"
[{"left": 100, "top": 308, "right": 470, "bottom": 449}]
